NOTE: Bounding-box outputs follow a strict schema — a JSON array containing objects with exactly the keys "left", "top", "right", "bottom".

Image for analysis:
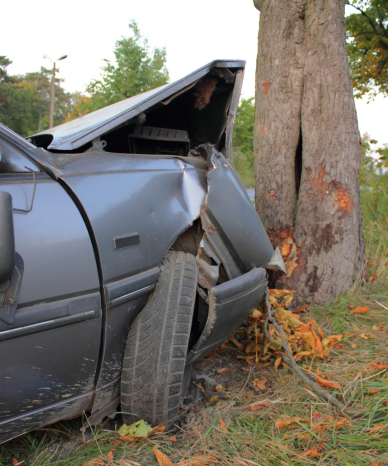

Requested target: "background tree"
[
  {"left": 85, "top": 20, "right": 169, "bottom": 112},
  {"left": 0, "top": 59, "right": 73, "bottom": 136},
  {"left": 253, "top": 0, "right": 365, "bottom": 304},
  {"left": 233, "top": 97, "right": 255, "bottom": 186},
  {"left": 346, "top": 0, "right": 388, "bottom": 98}
]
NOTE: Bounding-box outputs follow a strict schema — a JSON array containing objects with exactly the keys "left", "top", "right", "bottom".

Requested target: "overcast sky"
[{"left": 2, "top": 0, "right": 386, "bottom": 146}]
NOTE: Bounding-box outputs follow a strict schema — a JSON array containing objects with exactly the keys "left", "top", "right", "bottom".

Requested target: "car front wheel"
[{"left": 120, "top": 250, "right": 198, "bottom": 426}]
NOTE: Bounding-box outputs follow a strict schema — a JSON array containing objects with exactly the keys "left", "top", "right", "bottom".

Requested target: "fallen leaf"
[
  {"left": 368, "top": 388, "right": 381, "bottom": 394},
  {"left": 253, "top": 379, "right": 267, "bottom": 390},
  {"left": 12, "top": 460, "right": 21, "bottom": 466},
  {"left": 275, "top": 356, "right": 283, "bottom": 370},
  {"left": 219, "top": 417, "right": 227, "bottom": 432},
  {"left": 215, "top": 384, "right": 224, "bottom": 392},
  {"left": 370, "top": 274, "right": 378, "bottom": 282},
  {"left": 178, "top": 455, "right": 217, "bottom": 466},
  {"left": 350, "top": 306, "right": 370, "bottom": 314},
  {"left": 170, "top": 436, "right": 177, "bottom": 442},
  {"left": 217, "top": 368, "right": 229, "bottom": 374},
  {"left": 209, "top": 396, "right": 218, "bottom": 403},
  {"left": 153, "top": 447, "right": 173, "bottom": 466},
  {"left": 248, "top": 400, "right": 272, "bottom": 411},
  {"left": 301, "top": 445, "right": 323, "bottom": 457},
  {"left": 371, "top": 463, "right": 381, "bottom": 466},
  {"left": 294, "top": 351, "right": 312, "bottom": 362},
  {"left": 292, "top": 305, "right": 308, "bottom": 314},
  {"left": 151, "top": 424, "right": 167, "bottom": 434},
  {"left": 372, "top": 325, "right": 384, "bottom": 331},
  {"left": 368, "top": 424, "right": 387, "bottom": 435},
  {"left": 268, "top": 289, "right": 293, "bottom": 298},
  {"left": 275, "top": 417, "right": 310, "bottom": 430},
  {"left": 312, "top": 327, "right": 324, "bottom": 358},
  {"left": 312, "top": 411, "right": 322, "bottom": 423},
  {"left": 359, "top": 333, "right": 370, "bottom": 340},
  {"left": 107, "top": 449, "right": 114, "bottom": 460},
  {"left": 322, "top": 334, "right": 343, "bottom": 348},
  {"left": 83, "top": 458, "right": 105, "bottom": 466},
  {"left": 118, "top": 419, "right": 152, "bottom": 438},
  {"left": 351, "top": 344, "right": 357, "bottom": 349}
]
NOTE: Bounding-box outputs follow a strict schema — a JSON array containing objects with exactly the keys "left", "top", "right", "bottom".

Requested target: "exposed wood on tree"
[{"left": 253, "top": 0, "right": 366, "bottom": 304}]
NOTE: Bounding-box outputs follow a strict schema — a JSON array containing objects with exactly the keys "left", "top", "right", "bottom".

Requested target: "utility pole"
[{"left": 43, "top": 54, "right": 68, "bottom": 129}]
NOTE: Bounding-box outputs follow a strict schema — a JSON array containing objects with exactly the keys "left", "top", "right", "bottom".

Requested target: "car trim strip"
[
  {"left": 109, "top": 284, "right": 155, "bottom": 307},
  {"left": 0, "top": 310, "right": 96, "bottom": 342}
]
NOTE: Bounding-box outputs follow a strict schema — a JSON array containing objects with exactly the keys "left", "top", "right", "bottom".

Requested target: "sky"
[{"left": 2, "top": 0, "right": 386, "bottom": 146}]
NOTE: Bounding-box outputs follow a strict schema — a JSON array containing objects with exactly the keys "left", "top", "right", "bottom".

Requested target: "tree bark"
[{"left": 254, "top": 0, "right": 366, "bottom": 305}]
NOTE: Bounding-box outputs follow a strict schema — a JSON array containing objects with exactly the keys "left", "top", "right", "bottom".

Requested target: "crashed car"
[{"left": 0, "top": 59, "right": 283, "bottom": 443}]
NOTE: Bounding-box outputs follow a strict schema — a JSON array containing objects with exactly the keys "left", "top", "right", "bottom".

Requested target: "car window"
[{"left": 0, "top": 139, "right": 38, "bottom": 173}]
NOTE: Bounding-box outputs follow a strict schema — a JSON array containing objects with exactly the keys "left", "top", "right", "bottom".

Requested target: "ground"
[{"left": 2, "top": 276, "right": 388, "bottom": 466}]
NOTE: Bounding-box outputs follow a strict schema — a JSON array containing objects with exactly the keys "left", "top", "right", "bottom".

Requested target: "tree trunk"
[{"left": 254, "top": 0, "right": 366, "bottom": 305}]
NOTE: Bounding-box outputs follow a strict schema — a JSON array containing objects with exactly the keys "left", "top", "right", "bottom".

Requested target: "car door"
[{"left": 0, "top": 136, "right": 102, "bottom": 441}]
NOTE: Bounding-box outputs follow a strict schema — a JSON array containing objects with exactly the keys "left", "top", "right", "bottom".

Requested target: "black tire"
[{"left": 120, "top": 251, "right": 198, "bottom": 426}]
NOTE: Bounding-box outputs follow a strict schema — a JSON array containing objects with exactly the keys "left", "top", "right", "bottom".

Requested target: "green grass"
[{"left": 2, "top": 187, "right": 388, "bottom": 466}]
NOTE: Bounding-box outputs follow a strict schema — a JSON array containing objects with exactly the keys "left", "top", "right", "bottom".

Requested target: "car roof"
[{"left": 32, "top": 59, "right": 245, "bottom": 151}]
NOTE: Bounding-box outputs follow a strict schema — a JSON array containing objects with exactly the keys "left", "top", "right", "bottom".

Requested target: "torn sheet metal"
[
  {"left": 266, "top": 247, "right": 287, "bottom": 274},
  {"left": 200, "top": 146, "right": 274, "bottom": 276}
]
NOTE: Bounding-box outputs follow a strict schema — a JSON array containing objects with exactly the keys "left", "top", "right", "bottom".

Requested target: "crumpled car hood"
[{"left": 31, "top": 60, "right": 245, "bottom": 152}]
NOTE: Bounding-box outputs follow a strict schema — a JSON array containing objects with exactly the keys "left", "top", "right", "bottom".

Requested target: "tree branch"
[
  {"left": 348, "top": 4, "right": 379, "bottom": 34},
  {"left": 263, "top": 292, "right": 358, "bottom": 417}
]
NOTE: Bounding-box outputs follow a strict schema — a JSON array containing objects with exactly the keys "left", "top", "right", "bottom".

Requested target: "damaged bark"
[{"left": 253, "top": 0, "right": 366, "bottom": 304}]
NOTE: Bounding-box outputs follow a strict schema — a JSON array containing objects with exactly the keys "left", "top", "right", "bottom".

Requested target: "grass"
[{"left": 2, "top": 187, "right": 388, "bottom": 466}]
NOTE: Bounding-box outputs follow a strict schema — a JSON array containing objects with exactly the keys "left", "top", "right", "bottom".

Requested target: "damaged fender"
[{"left": 186, "top": 267, "right": 267, "bottom": 365}]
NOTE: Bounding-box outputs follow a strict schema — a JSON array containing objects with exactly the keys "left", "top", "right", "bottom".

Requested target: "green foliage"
[
  {"left": 233, "top": 97, "right": 255, "bottom": 187},
  {"left": 0, "top": 58, "right": 73, "bottom": 136},
  {"left": 85, "top": 20, "right": 169, "bottom": 112},
  {"left": 346, "top": 0, "right": 388, "bottom": 98}
]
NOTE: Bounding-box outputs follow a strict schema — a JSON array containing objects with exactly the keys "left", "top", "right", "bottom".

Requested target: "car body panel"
[{"left": 186, "top": 267, "right": 267, "bottom": 365}]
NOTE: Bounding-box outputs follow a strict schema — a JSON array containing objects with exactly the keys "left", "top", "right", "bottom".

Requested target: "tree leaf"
[
  {"left": 153, "top": 447, "right": 173, "bottom": 466},
  {"left": 219, "top": 417, "right": 227, "bottom": 432},
  {"left": 118, "top": 419, "right": 152, "bottom": 438},
  {"left": 350, "top": 306, "right": 370, "bottom": 314}
]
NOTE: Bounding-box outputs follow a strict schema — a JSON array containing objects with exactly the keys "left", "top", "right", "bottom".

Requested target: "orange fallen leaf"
[
  {"left": 83, "top": 458, "right": 105, "bottom": 466},
  {"left": 292, "top": 305, "right": 308, "bottom": 314},
  {"left": 368, "top": 424, "right": 387, "bottom": 435},
  {"left": 368, "top": 388, "right": 381, "bottom": 394},
  {"left": 268, "top": 289, "right": 293, "bottom": 298},
  {"left": 351, "top": 343, "right": 357, "bottom": 349},
  {"left": 217, "top": 367, "right": 229, "bottom": 374},
  {"left": 275, "top": 417, "right": 310, "bottom": 430},
  {"left": 170, "top": 435, "right": 177, "bottom": 442},
  {"left": 219, "top": 417, "right": 227, "bottom": 432},
  {"left": 153, "top": 446, "right": 173, "bottom": 466},
  {"left": 248, "top": 400, "right": 272, "bottom": 411},
  {"left": 370, "top": 274, "right": 378, "bottom": 282},
  {"left": 151, "top": 424, "right": 167, "bottom": 434},
  {"left": 301, "top": 445, "right": 323, "bottom": 457},
  {"left": 294, "top": 351, "right": 312, "bottom": 362},
  {"left": 350, "top": 306, "right": 370, "bottom": 314},
  {"left": 371, "top": 462, "right": 381, "bottom": 466},
  {"left": 215, "top": 384, "right": 224, "bottom": 392},
  {"left": 253, "top": 379, "right": 267, "bottom": 390},
  {"left": 12, "top": 460, "right": 21, "bottom": 466},
  {"left": 312, "top": 328, "right": 324, "bottom": 359},
  {"left": 107, "top": 449, "right": 114, "bottom": 460},
  {"left": 178, "top": 455, "right": 217, "bottom": 466}
]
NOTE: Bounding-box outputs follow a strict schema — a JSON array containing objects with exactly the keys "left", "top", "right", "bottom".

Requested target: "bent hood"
[{"left": 31, "top": 60, "right": 245, "bottom": 154}]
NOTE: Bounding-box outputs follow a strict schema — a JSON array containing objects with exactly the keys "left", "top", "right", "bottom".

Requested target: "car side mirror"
[{"left": 0, "top": 191, "right": 15, "bottom": 283}]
